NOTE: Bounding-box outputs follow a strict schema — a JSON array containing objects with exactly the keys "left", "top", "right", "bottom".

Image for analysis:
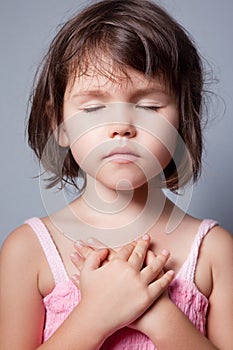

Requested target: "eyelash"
[
  {"left": 82, "top": 105, "right": 161, "bottom": 113},
  {"left": 136, "top": 105, "right": 160, "bottom": 112},
  {"left": 82, "top": 106, "right": 106, "bottom": 113}
]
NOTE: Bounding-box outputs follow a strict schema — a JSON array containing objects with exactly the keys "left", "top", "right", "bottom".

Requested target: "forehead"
[{"left": 65, "top": 62, "right": 167, "bottom": 97}]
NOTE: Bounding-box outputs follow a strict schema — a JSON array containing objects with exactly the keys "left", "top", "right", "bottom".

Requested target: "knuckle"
[
  {"left": 111, "top": 257, "right": 119, "bottom": 266},
  {"left": 147, "top": 258, "right": 163, "bottom": 275},
  {"left": 157, "top": 253, "right": 166, "bottom": 263},
  {"left": 135, "top": 244, "right": 146, "bottom": 257},
  {"left": 159, "top": 274, "right": 171, "bottom": 288},
  {"left": 155, "top": 254, "right": 167, "bottom": 268},
  {"left": 91, "top": 250, "right": 98, "bottom": 257},
  {"left": 125, "top": 244, "right": 135, "bottom": 255},
  {"left": 125, "top": 265, "right": 136, "bottom": 277},
  {"left": 116, "top": 243, "right": 134, "bottom": 260},
  {"left": 134, "top": 250, "right": 144, "bottom": 260},
  {"left": 88, "top": 250, "right": 100, "bottom": 262},
  {"left": 111, "top": 257, "right": 126, "bottom": 270}
]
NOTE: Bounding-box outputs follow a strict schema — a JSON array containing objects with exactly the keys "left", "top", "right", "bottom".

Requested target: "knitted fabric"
[{"left": 25, "top": 217, "right": 217, "bottom": 348}]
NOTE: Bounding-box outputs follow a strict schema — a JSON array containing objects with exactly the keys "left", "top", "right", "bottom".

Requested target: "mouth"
[{"left": 104, "top": 147, "right": 139, "bottom": 164}]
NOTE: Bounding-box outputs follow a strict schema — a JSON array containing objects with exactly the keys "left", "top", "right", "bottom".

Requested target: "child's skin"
[
  {"left": 71, "top": 232, "right": 232, "bottom": 349},
  {"left": 0, "top": 234, "right": 174, "bottom": 349},
  {"left": 0, "top": 64, "right": 232, "bottom": 350}
]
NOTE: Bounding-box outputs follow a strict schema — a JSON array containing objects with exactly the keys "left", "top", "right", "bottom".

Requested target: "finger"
[
  {"left": 71, "top": 273, "right": 80, "bottom": 287},
  {"left": 141, "top": 249, "right": 170, "bottom": 284},
  {"left": 70, "top": 251, "right": 84, "bottom": 271},
  {"left": 87, "top": 237, "right": 108, "bottom": 249},
  {"left": 85, "top": 238, "right": 137, "bottom": 262},
  {"left": 127, "top": 234, "right": 150, "bottom": 271},
  {"left": 111, "top": 242, "right": 135, "bottom": 261},
  {"left": 145, "top": 249, "right": 157, "bottom": 265},
  {"left": 87, "top": 237, "right": 116, "bottom": 262},
  {"left": 148, "top": 270, "right": 175, "bottom": 299},
  {"left": 83, "top": 248, "right": 109, "bottom": 271},
  {"left": 74, "top": 240, "right": 95, "bottom": 258},
  {"left": 108, "top": 240, "right": 138, "bottom": 262},
  {"left": 145, "top": 250, "right": 164, "bottom": 278}
]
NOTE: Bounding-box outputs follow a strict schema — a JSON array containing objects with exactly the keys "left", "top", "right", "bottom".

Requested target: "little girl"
[{"left": 0, "top": 0, "right": 232, "bottom": 349}]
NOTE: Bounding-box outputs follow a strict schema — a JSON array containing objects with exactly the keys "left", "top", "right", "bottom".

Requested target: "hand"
[
  {"left": 70, "top": 237, "right": 126, "bottom": 275},
  {"left": 71, "top": 236, "right": 174, "bottom": 339},
  {"left": 128, "top": 249, "right": 173, "bottom": 334}
]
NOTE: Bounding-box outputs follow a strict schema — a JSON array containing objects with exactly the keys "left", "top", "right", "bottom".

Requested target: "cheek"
[
  {"left": 69, "top": 130, "right": 103, "bottom": 176},
  {"left": 140, "top": 127, "right": 178, "bottom": 167},
  {"left": 70, "top": 141, "right": 84, "bottom": 165},
  {"left": 70, "top": 140, "right": 91, "bottom": 166},
  {"left": 137, "top": 110, "right": 179, "bottom": 167}
]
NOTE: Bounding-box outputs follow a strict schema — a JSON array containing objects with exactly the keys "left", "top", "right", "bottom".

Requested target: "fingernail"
[
  {"left": 167, "top": 270, "right": 175, "bottom": 276},
  {"left": 75, "top": 240, "right": 84, "bottom": 247},
  {"left": 71, "top": 274, "right": 80, "bottom": 284},
  {"left": 142, "top": 234, "right": 150, "bottom": 241},
  {"left": 161, "top": 249, "right": 170, "bottom": 257},
  {"left": 70, "top": 252, "right": 79, "bottom": 261}
]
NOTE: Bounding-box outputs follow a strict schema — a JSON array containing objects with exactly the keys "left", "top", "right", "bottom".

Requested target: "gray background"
[{"left": 0, "top": 0, "right": 232, "bottom": 247}]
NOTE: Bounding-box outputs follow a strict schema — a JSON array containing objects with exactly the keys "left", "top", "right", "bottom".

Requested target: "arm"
[
  {"left": 0, "top": 226, "right": 46, "bottom": 349},
  {"left": 0, "top": 229, "right": 173, "bottom": 350},
  {"left": 0, "top": 228, "right": 114, "bottom": 350},
  {"left": 43, "top": 237, "right": 174, "bottom": 349},
  {"left": 70, "top": 235, "right": 174, "bottom": 341},
  {"left": 206, "top": 227, "right": 233, "bottom": 349},
  {"left": 73, "top": 228, "right": 233, "bottom": 350},
  {"left": 131, "top": 227, "right": 233, "bottom": 350}
]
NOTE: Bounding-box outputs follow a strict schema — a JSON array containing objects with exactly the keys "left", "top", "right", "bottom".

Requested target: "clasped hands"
[{"left": 70, "top": 234, "right": 174, "bottom": 338}]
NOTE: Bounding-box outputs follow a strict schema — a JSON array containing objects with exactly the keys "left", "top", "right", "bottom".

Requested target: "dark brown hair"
[{"left": 28, "top": 0, "right": 204, "bottom": 192}]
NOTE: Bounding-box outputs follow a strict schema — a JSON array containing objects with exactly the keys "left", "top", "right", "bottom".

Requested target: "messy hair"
[{"left": 28, "top": 0, "right": 205, "bottom": 192}]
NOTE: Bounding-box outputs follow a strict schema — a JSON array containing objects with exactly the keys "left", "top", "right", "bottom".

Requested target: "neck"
[
  {"left": 82, "top": 174, "right": 148, "bottom": 213},
  {"left": 77, "top": 175, "right": 167, "bottom": 227},
  {"left": 54, "top": 175, "right": 170, "bottom": 247}
]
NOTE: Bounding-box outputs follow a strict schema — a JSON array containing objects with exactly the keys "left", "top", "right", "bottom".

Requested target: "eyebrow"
[
  {"left": 130, "top": 87, "right": 168, "bottom": 98},
  {"left": 71, "top": 87, "right": 168, "bottom": 99},
  {"left": 71, "top": 90, "right": 110, "bottom": 98}
]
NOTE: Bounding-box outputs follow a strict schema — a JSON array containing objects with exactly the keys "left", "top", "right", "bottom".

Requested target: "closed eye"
[
  {"left": 82, "top": 105, "right": 106, "bottom": 113},
  {"left": 136, "top": 105, "right": 160, "bottom": 112}
]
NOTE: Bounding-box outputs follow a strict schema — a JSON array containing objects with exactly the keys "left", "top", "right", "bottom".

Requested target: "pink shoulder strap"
[
  {"left": 176, "top": 219, "right": 218, "bottom": 281},
  {"left": 25, "top": 217, "right": 69, "bottom": 284}
]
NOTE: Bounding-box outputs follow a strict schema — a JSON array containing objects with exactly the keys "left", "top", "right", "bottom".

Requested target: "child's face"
[{"left": 62, "top": 65, "right": 179, "bottom": 190}]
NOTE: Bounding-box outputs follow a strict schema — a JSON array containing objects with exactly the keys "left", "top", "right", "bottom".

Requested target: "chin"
[{"left": 102, "top": 177, "right": 148, "bottom": 191}]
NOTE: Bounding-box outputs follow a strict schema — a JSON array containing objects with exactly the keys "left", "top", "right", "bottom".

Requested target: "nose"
[{"left": 109, "top": 123, "right": 137, "bottom": 138}]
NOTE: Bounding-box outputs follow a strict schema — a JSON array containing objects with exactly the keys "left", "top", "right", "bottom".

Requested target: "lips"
[{"left": 104, "top": 147, "right": 139, "bottom": 164}]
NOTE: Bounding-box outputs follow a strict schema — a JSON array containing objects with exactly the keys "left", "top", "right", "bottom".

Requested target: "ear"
[{"left": 46, "top": 101, "right": 70, "bottom": 148}]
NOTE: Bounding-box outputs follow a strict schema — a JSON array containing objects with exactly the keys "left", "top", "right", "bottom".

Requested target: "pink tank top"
[{"left": 25, "top": 217, "right": 218, "bottom": 349}]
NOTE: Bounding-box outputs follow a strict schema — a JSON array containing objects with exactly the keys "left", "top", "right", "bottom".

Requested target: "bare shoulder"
[
  {"left": 0, "top": 224, "right": 48, "bottom": 349},
  {"left": 1, "top": 223, "right": 36, "bottom": 255},
  {"left": 174, "top": 214, "right": 232, "bottom": 269},
  {"left": 203, "top": 225, "right": 233, "bottom": 259},
  {"left": 192, "top": 222, "right": 233, "bottom": 290},
  {"left": 0, "top": 223, "right": 42, "bottom": 275},
  {"left": 0, "top": 221, "right": 54, "bottom": 297},
  {"left": 202, "top": 224, "right": 233, "bottom": 267},
  {"left": 203, "top": 225, "right": 233, "bottom": 347},
  {"left": 180, "top": 214, "right": 232, "bottom": 250}
]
